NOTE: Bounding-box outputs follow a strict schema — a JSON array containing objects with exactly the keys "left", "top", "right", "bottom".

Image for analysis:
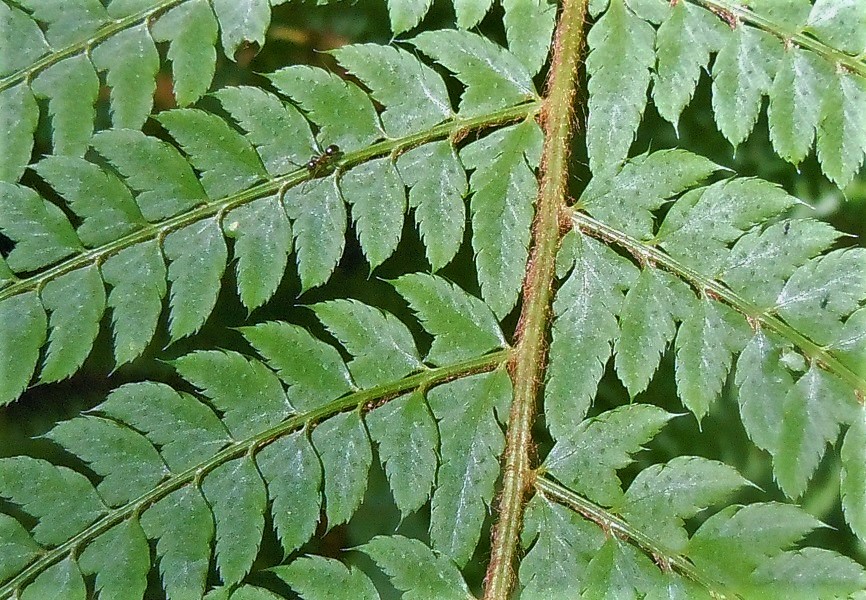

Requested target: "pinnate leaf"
[
  {"left": 79, "top": 519, "right": 150, "bottom": 600},
  {"left": 272, "top": 555, "right": 379, "bottom": 600},
  {"left": 0, "top": 292, "right": 46, "bottom": 406}
]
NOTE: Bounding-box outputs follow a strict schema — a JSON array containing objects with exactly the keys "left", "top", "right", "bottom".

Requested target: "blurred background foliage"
[{"left": 0, "top": 0, "right": 863, "bottom": 597}]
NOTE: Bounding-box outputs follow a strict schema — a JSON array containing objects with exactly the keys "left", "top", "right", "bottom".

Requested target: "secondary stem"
[{"left": 482, "top": 1, "right": 589, "bottom": 598}]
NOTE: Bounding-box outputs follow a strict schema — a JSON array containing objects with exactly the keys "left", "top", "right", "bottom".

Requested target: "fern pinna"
[{"left": 0, "top": 0, "right": 865, "bottom": 598}]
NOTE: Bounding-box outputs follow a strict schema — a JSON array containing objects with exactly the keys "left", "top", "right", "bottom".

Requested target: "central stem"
[{"left": 482, "top": 1, "right": 589, "bottom": 597}]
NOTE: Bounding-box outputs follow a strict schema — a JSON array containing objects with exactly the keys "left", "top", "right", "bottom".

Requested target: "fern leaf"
[
  {"left": 586, "top": 0, "right": 654, "bottom": 175},
  {"left": 272, "top": 555, "right": 379, "bottom": 600},
  {"left": 360, "top": 535, "right": 472, "bottom": 600},
  {"left": 815, "top": 69, "right": 866, "bottom": 188},
  {"left": 832, "top": 307, "right": 866, "bottom": 373},
  {"left": 333, "top": 44, "right": 453, "bottom": 138},
  {"left": 19, "top": 558, "right": 85, "bottom": 600},
  {"left": 546, "top": 233, "right": 638, "bottom": 437},
  {"left": 411, "top": 29, "right": 537, "bottom": 116},
  {"left": 256, "top": 431, "right": 322, "bottom": 555},
  {"left": 17, "top": 0, "right": 108, "bottom": 46},
  {"left": 223, "top": 196, "right": 293, "bottom": 311},
  {"left": 544, "top": 404, "right": 675, "bottom": 506},
  {"left": 841, "top": 412, "right": 866, "bottom": 541},
  {"left": 163, "top": 220, "right": 228, "bottom": 341},
  {"left": 0, "top": 85, "right": 38, "bottom": 182},
  {"left": 0, "top": 292, "right": 45, "bottom": 405},
  {"left": 461, "top": 119, "right": 542, "bottom": 318},
  {"left": 210, "top": 0, "right": 271, "bottom": 57},
  {"left": 0, "top": 515, "right": 40, "bottom": 583},
  {"left": 241, "top": 321, "right": 355, "bottom": 411},
  {"left": 150, "top": 0, "right": 219, "bottom": 107},
  {"left": 581, "top": 538, "right": 670, "bottom": 599},
  {"left": 519, "top": 495, "right": 605, "bottom": 599},
  {"left": 201, "top": 457, "right": 268, "bottom": 585},
  {"left": 367, "top": 391, "right": 439, "bottom": 517},
  {"left": 387, "top": 0, "right": 432, "bottom": 35},
  {"left": 751, "top": 548, "right": 866, "bottom": 599},
  {"left": 312, "top": 299, "right": 424, "bottom": 388},
  {"left": 0, "top": 3, "right": 49, "bottom": 75},
  {"left": 173, "top": 350, "right": 291, "bottom": 438},
  {"left": 78, "top": 520, "right": 150, "bottom": 600},
  {"left": 396, "top": 141, "right": 468, "bottom": 271},
  {"left": 502, "top": 0, "right": 556, "bottom": 76},
  {"left": 392, "top": 272, "right": 506, "bottom": 365},
  {"left": 428, "top": 370, "right": 509, "bottom": 567},
  {"left": 806, "top": 0, "right": 866, "bottom": 56},
  {"left": 38, "top": 266, "right": 105, "bottom": 383},
  {"left": 617, "top": 456, "right": 750, "bottom": 553},
  {"left": 312, "top": 411, "right": 373, "bottom": 530}
]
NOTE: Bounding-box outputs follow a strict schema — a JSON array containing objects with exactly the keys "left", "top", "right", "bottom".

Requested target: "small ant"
[{"left": 304, "top": 144, "right": 342, "bottom": 178}]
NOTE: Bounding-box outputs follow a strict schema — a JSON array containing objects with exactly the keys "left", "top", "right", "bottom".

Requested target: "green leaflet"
[
  {"left": 269, "top": 65, "right": 382, "bottom": 151},
  {"left": 360, "top": 535, "right": 472, "bottom": 600},
  {"left": 367, "top": 392, "right": 439, "bottom": 517},
  {"left": 312, "top": 299, "right": 424, "bottom": 388},
  {"left": 544, "top": 405, "right": 675, "bottom": 507},
  {"left": 33, "top": 156, "right": 146, "bottom": 247},
  {"left": 241, "top": 321, "right": 355, "bottom": 411},
  {"left": 0, "top": 291, "right": 46, "bottom": 406},
  {"left": 617, "top": 456, "right": 751, "bottom": 554},
  {"left": 831, "top": 307, "right": 866, "bottom": 374},
  {"left": 95, "top": 381, "right": 231, "bottom": 472},
  {"left": 140, "top": 487, "right": 214, "bottom": 600},
  {"left": 19, "top": 558, "right": 85, "bottom": 600},
  {"left": 502, "top": 0, "right": 557, "bottom": 76},
  {"left": 201, "top": 457, "right": 268, "bottom": 585},
  {"left": 396, "top": 141, "right": 467, "bottom": 271},
  {"left": 750, "top": 548, "right": 866, "bottom": 599},
  {"left": 173, "top": 350, "right": 291, "bottom": 439},
  {"left": 79, "top": 519, "right": 150, "bottom": 600},
  {"left": 17, "top": 0, "right": 108, "bottom": 47},
  {"left": 151, "top": 0, "right": 218, "bottom": 107},
  {"left": 461, "top": 119, "right": 543, "bottom": 319},
  {"left": 157, "top": 109, "right": 268, "bottom": 200},
  {"left": 768, "top": 49, "right": 829, "bottom": 166},
  {"left": 735, "top": 331, "right": 792, "bottom": 455},
  {"left": 774, "top": 248, "right": 866, "bottom": 345},
  {"left": 842, "top": 412, "right": 866, "bottom": 542},
  {"left": 614, "top": 268, "right": 695, "bottom": 397},
  {"left": 719, "top": 218, "right": 842, "bottom": 310},
  {"left": 30, "top": 55, "right": 99, "bottom": 157},
  {"left": 586, "top": 0, "right": 655, "bottom": 175},
  {"left": 340, "top": 158, "right": 406, "bottom": 270},
  {"left": 387, "top": 0, "right": 432, "bottom": 34},
  {"left": 215, "top": 86, "right": 317, "bottom": 177},
  {"left": 223, "top": 196, "right": 293, "bottom": 311},
  {"left": 164, "top": 219, "right": 227, "bottom": 341},
  {"left": 0, "top": 85, "right": 38, "bottom": 183},
  {"left": 428, "top": 370, "right": 510, "bottom": 567},
  {"left": 748, "top": 0, "right": 811, "bottom": 29},
  {"left": 775, "top": 366, "right": 851, "bottom": 499},
  {"left": 806, "top": 0, "right": 866, "bottom": 56},
  {"left": 653, "top": 1, "right": 727, "bottom": 127},
  {"left": 0, "top": 257, "right": 12, "bottom": 288},
  {"left": 688, "top": 502, "right": 824, "bottom": 590},
  {"left": 91, "top": 25, "right": 158, "bottom": 130},
  {"left": 101, "top": 241, "right": 166, "bottom": 366},
  {"left": 39, "top": 266, "right": 105, "bottom": 383},
  {"left": 0, "top": 182, "right": 82, "bottom": 272},
  {"left": 0, "top": 514, "right": 41, "bottom": 583},
  {"left": 47, "top": 415, "right": 168, "bottom": 506},
  {"left": 579, "top": 149, "right": 721, "bottom": 240},
  {"left": 0, "top": 456, "right": 107, "bottom": 546},
  {"left": 312, "top": 411, "right": 373, "bottom": 530},
  {"left": 816, "top": 69, "right": 866, "bottom": 188},
  {"left": 333, "top": 44, "right": 452, "bottom": 138},
  {"left": 518, "top": 496, "right": 605, "bottom": 600},
  {"left": 282, "top": 176, "right": 346, "bottom": 291},
  {"left": 411, "top": 29, "right": 537, "bottom": 117},
  {"left": 546, "top": 233, "right": 638, "bottom": 438},
  {"left": 256, "top": 431, "right": 322, "bottom": 555},
  {"left": 91, "top": 129, "right": 207, "bottom": 222},
  {"left": 0, "top": 3, "right": 49, "bottom": 77},
  {"left": 211, "top": 0, "right": 270, "bottom": 57},
  {"left": 674, "top": 298, "right": 750, "bottom": 421},
  {"left": 453, "top": 0, "right": 493, "bottom": 29},
  {"left": 711, "top": 26, "right": 782, "bottom": 148},
  {"left": 391, "top": 272, "right": 506, "bottom": 366},
  {"left": 581, "top": 538, "right": 668, "bottom": 599},
  {"left": 272, "top": 555, "right": 379, "bottom": 600},
  {"left": 225, "top": 585, "right": 284, "bottom": 600}
]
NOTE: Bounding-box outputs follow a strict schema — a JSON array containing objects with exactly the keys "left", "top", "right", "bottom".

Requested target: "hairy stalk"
[
  {"left": 534, "top": 475, "right": 731, "bottom": 597},
  {"left": 0, "top": 350, "right": 509, "bottom": 598},
  {"left": 483, "top": 1, "right": 588, "bottom": 598}
]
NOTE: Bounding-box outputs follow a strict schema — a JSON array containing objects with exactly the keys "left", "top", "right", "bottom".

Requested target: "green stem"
[
  {"left": 571, "top": 209, "right": 866, "bottom": 398},
  {"left": 0, "top": 101, "right": 538, "bottom": 302},
  {"left": 0, "top": 350, "right": 509, "bottom": 599},
  {"left": 482, "top": 1, "right": 588, "bottom": 598},
  {"left": 534, "top": 475, "right": 733, "bottom": 598}
]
